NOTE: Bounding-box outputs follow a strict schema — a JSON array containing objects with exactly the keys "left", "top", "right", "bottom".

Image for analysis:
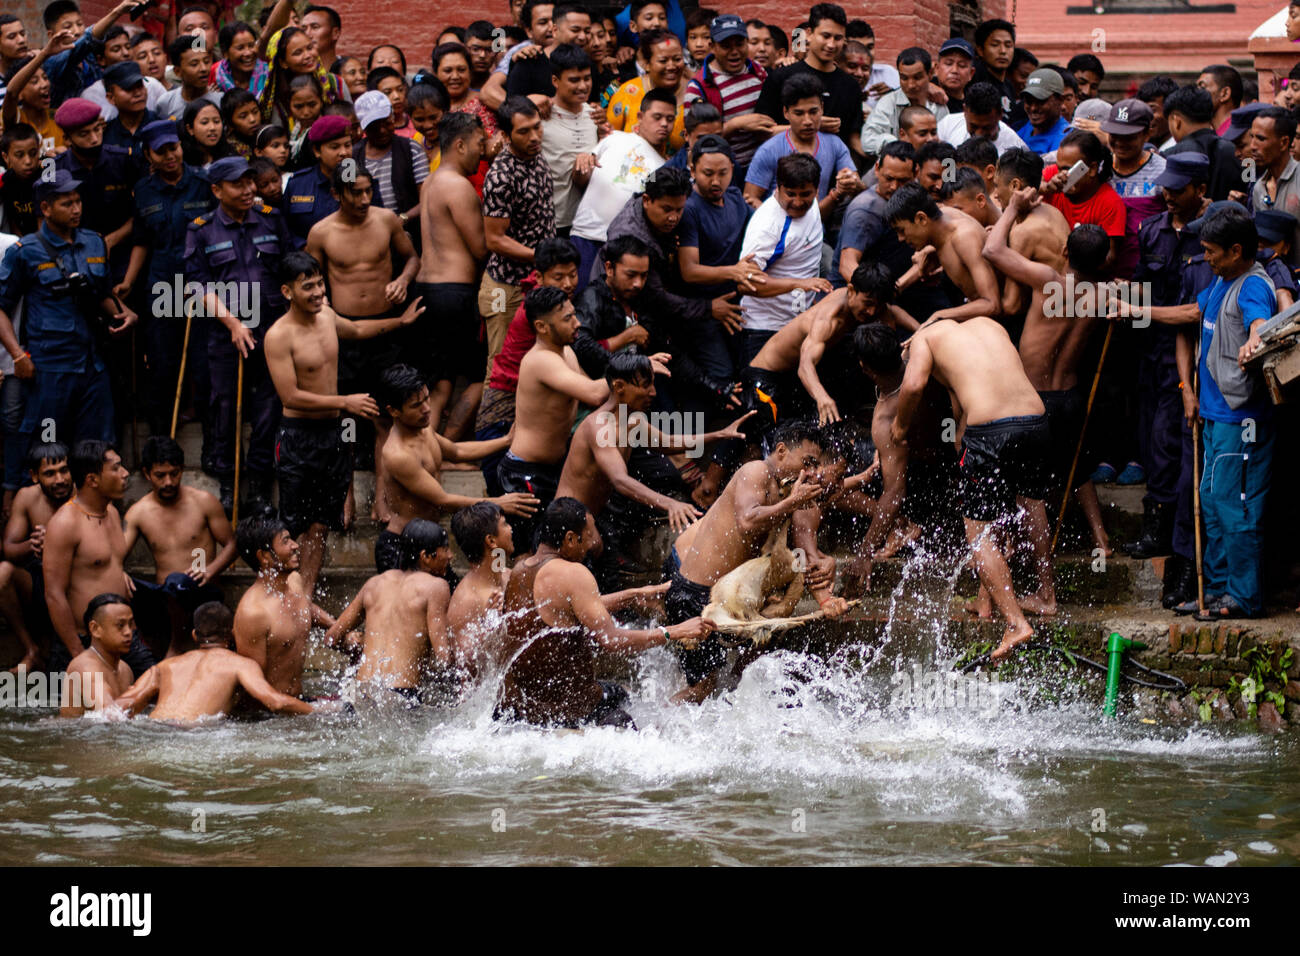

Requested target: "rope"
[{"left": 957, "top": 641, "right": 1187, "bottom": 693}]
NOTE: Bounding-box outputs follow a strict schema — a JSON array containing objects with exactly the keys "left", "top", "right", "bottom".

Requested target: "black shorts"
[
  {"left": 584, "top": 680, "right": 635, "bottom": 728},
  {"left": 497, "top": 454, "right": 561, "bottom": 550},
  {"left": 275, "top": 417, "right": 354, "bottom": 537},
  {"left": 375, "top": 528, "right": 403, "bottom": 572},
  {"left": 959, "top": 414, "right": 1051, "bottom": 523},
  {"left": 665, "top": 568, "right": 725, "bottom": 686},
  {"left": 1038, "top": 387, "right": 1092, "bottom": 491},
  {"left": 902, "top": 455, "right": 959, "bottom": 525},
  {"left": 337, "top": 304, "right": 407, "bottom": 399},
  {"left": 411, "top": 281, "right": 485, "bottom": 383}
]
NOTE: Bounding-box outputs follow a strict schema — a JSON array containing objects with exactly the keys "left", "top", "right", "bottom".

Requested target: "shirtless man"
[
  {"left": 495, "top": 497, "right": 712, "bottom": 728},
  {"left": 117, "top": 601, "right": 316, "bottom": 720},
  {"left": 412, "top": 112, "right": 489, "bottom": 438},
  {"left": 888, "top": 316, "right": 1051, "bottom": 660},
  {"left": 747, "top": 262, "right": 915, "bottom": 429},
  {"left": 448, "top": 501, "right": 514, "bottom": 674},
  {"left": 232, "top": 516, "right": 335, "bottom": 698},
  {"left": 305, "top": 165, "right": 420, "bottom": 524},
  {"left": 325, "top": 519, "right": 453, "bottom": 702},
  {"left": 43, "top": 441, "right": 154, "bottom": 676},
  {"left": 984, "top": 187, "right": 1113, "bottom": 565},
  {"left": 59, "top": 593, "right": 137, "bottom": 717},
  {"left": 886, "top": 182, "right": 1002, "bottom": 325},
  {"left": 990, "top": 148, "right": 1070, "bottom": 317},
  {"left": 667, "top": 421, "right": 849, "bottom": 701},
  {"left": 498, "top": 286, "right": 610, "bottom": 553},
  {"left": 1, "top": 442, "right": 70, "bottom": 670},
  {"left": 940, "top": 165, "right": 1001, "bottom": 228},
  {"left": 379, "top": 363, "right": 537, "bottom": 572},
  {"left": 123, "top": 436, "right": 235, "bottom": 656},
  {"left": 264, "top": 251, "right": 421, "bottom": 595}
]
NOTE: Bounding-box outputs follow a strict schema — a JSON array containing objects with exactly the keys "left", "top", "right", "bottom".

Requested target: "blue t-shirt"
[
  {"left": 679, "top": 186, "right": 752, "bottom": 298},
  {"left": 1197, "top": 273, "right": 1274, "bottom": 423},
  {"left": 1017, "top": 116, "right": 1070, "bottom": 155},
  {"left": 745, "top": 132, "right": 852, "bottom": 200}
]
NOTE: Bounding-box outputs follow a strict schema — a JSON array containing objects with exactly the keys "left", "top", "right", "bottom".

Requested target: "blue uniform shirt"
[
  {"left": 133, "top": 165, "right": 215, "bottom": 288},
  {"left": 183, "top": 202, "right": 293, "bottom": 339},
  {"left": 55, "top": 145, "right": 141, "bottom": 274},
  {"left": 0, "top": 223, "right": 110, "bottom": 373},
  {"left": 283, "top": 164, "right": 339, "bottom": 248},
  {"left": 1134, "top": 210, "right": 1203, "bottom": 308},
  {"left": 104, "top": 108, "right": 161, "bottom": 156}
]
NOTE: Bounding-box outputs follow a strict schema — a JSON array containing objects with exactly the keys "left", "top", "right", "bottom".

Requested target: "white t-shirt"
[
  {"left": 865, "top": 63, "right": 900, "bottom": 111},
  {"left": 542, "top": 103, "right": 599, "bottom": 230},
  {"left": 154, "top": 87, "right": 223, "bottom": 121},
  {"left": 570, "top": 131, "right": 664, "bottom": 243},
  {"left": 738, "top": 195, "right": 823, "bottom": 333},
  {"left": 84, "top": 75, "right": 170, "bottom": 121},
  {"left": 937, "top": 112, "right": 1028, "bottom": 154}
]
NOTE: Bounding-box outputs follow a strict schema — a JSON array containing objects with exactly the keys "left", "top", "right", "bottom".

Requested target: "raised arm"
[
  {"left": 535, "top": 349, "right": 610, "bottom": 406},
  {"left": 983, "top": 190, "right": 1061, "bottom": 291},
  {"left": 257, "top": 0, "right": 296, "bottom": 58}
]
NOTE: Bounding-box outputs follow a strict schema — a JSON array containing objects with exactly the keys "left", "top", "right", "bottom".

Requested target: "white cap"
[{"left": 354, "top": 90, "right": 392, "bottom": 130}]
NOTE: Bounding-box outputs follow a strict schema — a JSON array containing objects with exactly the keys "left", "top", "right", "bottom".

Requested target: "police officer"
[
  {"left": 1127, "top": 152, "right": 1210, "bottom": 566},
  {"left": 100, "top": 60, "right": 159, "bottom": 159},
  {"left": 183, "top": 156, "right": 293, "bottom": 514},
  {"left": 283, "top": 113, "right": 350, "bottom": 248},
  {"left": 0, "top": 170, "right": 138, "bottom": 455},
  {"left": 118, "top": 119, "right": 215, "bottom": 437},
  {"left": 1254, "top": 209, "right": 1299, "bottom": 308}
]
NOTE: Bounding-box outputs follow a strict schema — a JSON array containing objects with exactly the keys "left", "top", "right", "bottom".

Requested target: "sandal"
[
  {"left": 1173, "top": 594, "right": 1221, "bottom": 616},
  {"left": 1193, "top": 594, "right": 1254, "bottom": 622}
]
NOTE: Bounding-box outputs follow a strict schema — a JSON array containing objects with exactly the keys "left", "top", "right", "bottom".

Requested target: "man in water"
[
  {"left": 378, "top": 364, "right": 537, "bottom": 572},
  {"left": 326, "top": 519, "right": 454, "bottom": 702},
  {"left": 448, "top": 501, "right": 515, "bottom": 677},
  {"left": 667, "top": 421, "right": 849, "bottom": 701},
  {"left": 59, "top": 592, "right": 136, "bottom": 717},
  {"left": 495, "top": 497, "right": 711, "bottom": 728},
  {"left": 117, "top": 601, "right": 317, "bottom": 720},
  {"left": 232, "top": 516, "right": 335, "bottom": 698},
  {"left": 883, "top": 315, "right": 1049, "bottom": 660}
]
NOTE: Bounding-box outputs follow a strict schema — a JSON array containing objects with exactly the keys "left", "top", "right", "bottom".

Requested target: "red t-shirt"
[
  {"left": 487, "top": 274, "right": 540, "bottom": 392},
  {"left": 1042, "top": 167, "right": 1128, "bottom": 237}
]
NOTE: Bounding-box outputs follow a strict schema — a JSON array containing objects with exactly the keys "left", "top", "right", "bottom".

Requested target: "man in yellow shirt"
[{"left": 605, "top": 28, "right": 686, "bottom": 156}]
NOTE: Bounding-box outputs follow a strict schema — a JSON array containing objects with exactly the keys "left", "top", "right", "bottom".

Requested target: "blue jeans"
[
  {"left": 16, "top": 364, "right": 115, "bottom": 458},
  {"left": 1200, "top": 417, "right": 1273, "bottom": 614},
  {"left": 572, "top": 235, "right": 604, "bottom": 296}
]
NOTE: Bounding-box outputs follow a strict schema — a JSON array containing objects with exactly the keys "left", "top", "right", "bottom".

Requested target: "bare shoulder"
[
  {"left": 45, "top": 500, "right": 76, "bottom": 533},
  {"left": 185, "top": 484, "right": 224, "bottom": 516}
]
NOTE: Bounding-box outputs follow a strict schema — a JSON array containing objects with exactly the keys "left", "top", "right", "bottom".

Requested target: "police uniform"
[
  {"left": 55, "top": 143, "right": 141, "bottom": 279},
  {"left": 0, "top": 221, "right": 116, "bottom": 451},
  {"left": 283, "top": 164, "right": 339, "bottom": 248},
  {"left": 133, "top": 162, "right": 216, "bottom": 433},
  {"left": 183, "top": 185, "right": 292, "bottom": 498}
]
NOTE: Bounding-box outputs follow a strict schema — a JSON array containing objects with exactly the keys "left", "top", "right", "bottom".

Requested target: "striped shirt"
[{"left": 684, "top": 57, "right": 767, "bottom": 166}]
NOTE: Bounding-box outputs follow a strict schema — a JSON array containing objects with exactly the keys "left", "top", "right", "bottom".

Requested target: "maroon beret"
[
  {"left": 308, "top": 114, "right": 351, "bottom": 144},
  {"left": 54, "top": 97, "right": 103, "bottom": 130}
]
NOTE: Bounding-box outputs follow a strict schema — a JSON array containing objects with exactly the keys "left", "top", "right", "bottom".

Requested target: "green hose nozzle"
[{"left": 1103, "top": 632, "right": 1146, "bottom": 717}]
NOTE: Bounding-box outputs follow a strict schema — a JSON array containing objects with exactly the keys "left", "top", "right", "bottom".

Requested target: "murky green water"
[{"left": 1, "top": 647, "right": 1295, "bottom": 866}]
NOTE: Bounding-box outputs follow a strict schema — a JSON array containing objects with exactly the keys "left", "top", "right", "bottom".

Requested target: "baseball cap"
[
  {"left": 140, "top": 119, "right": 180, "bottom": 152},
  {"left": 103, "top": 60, "right": 145, "bottom": 91},
  {"left": 709, "top": 13, "right": 747, "bottom": 43},
  {"left": 1073, "top": 98, "right": 1113, "bottom": 124},
  {"left": 207, "top": 156, "right": 254, "bottom": 183},
  {"left": 1255, "top": 209, "right": 1297, "bottom": 244},
  {"left": 1021, "top": 68, "right": 1065, "bottom": 100},
  {"left": 32, "top": 169, "right": 80, "bottom": 202},
  {"left": 354, "top": 90, "right": 392, "bottom": 131},
  {"left": 1099, "top": 98, "right": 1154, "bottom": 135},
  {"left": 1153, "top": 151, "right": 1209, "bottom": 189},
  {"left": 939, "top": 38, "right": 975, "bottom": 60}
]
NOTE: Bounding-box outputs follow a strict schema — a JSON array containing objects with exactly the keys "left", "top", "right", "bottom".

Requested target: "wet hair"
[
  {"left": 940, "top": 164, "right": 988, "bottom": 200},
  {"left": 808, "top": 3, "right": 848, "bottom": 31},
  {"left": 497, "top": 94, "right": 539, "bottom": 135},
  {"left": 605, "top": 350, "right": 653, "bottom": 388},
  {"left": 963, "top": 81, "right": 1003, "bottom": 116},
  {"left": 781, "top": 72, "right": 825, "bottom": 109},
  {"left": 26, "top": 441, "right": 68, "bottom": 474},
  {"left": 69, "top": 440, "right": 116, "bottom": 488},
  {"left": 408, "top": 76, "right": 450, "bottom": 113},
  {"left": 379, "top": 363, "right": 427, "bottom": 412},
  {"left": 1064, "top": 223, "right": 1109, "bottom": 277},
  {"left": 955, "top": 136, "right": 997, "bottom": 170},
  {"left": 366, "top": 65, "right": 405, "bottom": 91},
  {"left": 451, "top": 501, "right": 505, "bottom": 563},
  {"left": 1256, "top": 106, "right": 1297, "bottom": 142},
  {"left": 43, "top": 0, "right": 80, "bottom": 31},
  {"left": 550, "top": 42, "right": 592, "bottom": 76},
  {"left": 822, "top": 418, "right": 873, "bottom": 472},
  {"left": 400, "top": 518, "right": 448, "bottom": 570},
  {"left": 683, "top": 101, "right": 722, "bottom": 133},
  {"left": 83, "top": 592, "right": 131, "bottom": 633},
  {"left": 193, "top": 601, "right": 233, "bottom": 642},
  {"left": 915, "top": 139, "right": 956, "bottom": 170},
  {"left": 643, "top": 165, "right": 691, "bottom": 199},
  {"left": 1199, "top": 205, "right": 1258, "bottom": 259},
  {"left": 690, "top": 132, "right": 733, "bottom": 166},
  {"left": 438, "top": 110, "right": 482, "bottom": 152},
  {"left": 536, "top": 497, "right": 589, "bottom": 549},
  {"left": 639, "top": 85, "right": 678, "bottom": 114},
  {"left": 975, "top": 18, "right": 1015, "bottom": 47},
  {"left": 0, "top": 123, "right": 40, "bottom": 155},
  {"left": 1199, "top": 64, "right": 1241, "bottom": 108},
  {"left": 279, "top": 249, "right": 323, "bottom": 284},
  {"left": 996, "top": 146, "right": 1043, "bottom": 186},
  {"left": 1137, "top": 75, "right": 1178, "bottom": 104},
  {"left": 897, "top": 46, "right": 931, "bottom": 72},
  {"left": 218, "top": 21, "right": 257, "bottom": 55},
  {"left": 877, "top": 139, "right": 916, "bottom": 166},
  {"left": 236, "top": 516, "right": 287, "bottom": 571},
  {"left": 850, "top": 261, "right": 895, "bottom": 303},
  {"left": 603, "top": 233, "right": 652, "bottom": 266},
  {"left": 1058, "top": 128, "right": 1112, "bottom": 182},
  {"left": 367, "top": 43, "right": 407, "bottom": 74},
  {"left": 525, "top": 285, "right": 569, "bottom": 326},
  {"left": 1163, "top": 85, "right": 1213, "bottom": 124},
  {"left": 776, "top": 152, "right": 820, "bottom": 191},
  {"left": 854, "top": 322, "right": 903, "bottom": 375},
  {"left": 534, "top": 236, "right": 581, "bottom": 273},
  {"left": 768, "top": 419, "right": 823, "bottom": 455},
  {"left": 140, "top": 435, "right": 185, "bottom": 471},
  {"left": 885, "top": 181, "right": 942, "bottom": 224},
  {"left": 1067, "top": 52, "right": 1104, "bottom": 81}
]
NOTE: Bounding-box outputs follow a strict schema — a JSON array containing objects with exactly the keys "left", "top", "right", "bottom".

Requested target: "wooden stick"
[
  {"left": 1050, "top": 323, "right": 1114, "bottom": 555},
  {"left": 232, "top": 353, "right": 244, "bottom": 527},
  {"left": 169, "top": 307, "right": 193, "bottom": 439},
  {"left": 1191, "top": 370, "right": 1205, "bottom": 614}
]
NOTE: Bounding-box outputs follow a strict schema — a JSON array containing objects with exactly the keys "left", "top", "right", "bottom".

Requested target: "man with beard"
[{"left": 0, "top": 442, "right": 68, "bottom": 670}]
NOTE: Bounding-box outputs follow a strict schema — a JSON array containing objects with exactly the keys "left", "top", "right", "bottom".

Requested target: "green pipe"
[{"left": 1103, "top": 632, "right": 1146, "bottom": 717}]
